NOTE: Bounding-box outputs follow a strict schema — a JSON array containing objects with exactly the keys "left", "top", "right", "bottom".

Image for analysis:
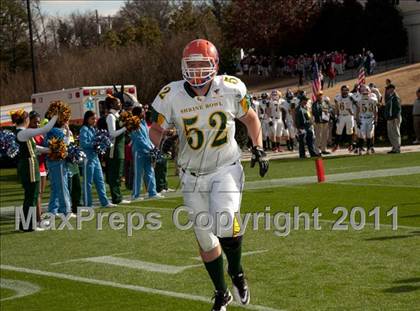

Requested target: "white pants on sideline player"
[
  {"left": 262, "top": 119, "right": 271, "bottom": 140},
  {"left": 271, "top": 119, "right": 287, "bottom": 138},
  {"left": 357, "top": 117, "right": 375, "bottom": 139},
  {"left": 336, "top": 115, "right": 354, "bottom": 135},
  {"left": 181, "top": 162, "right": 244, "bottom": 252}
]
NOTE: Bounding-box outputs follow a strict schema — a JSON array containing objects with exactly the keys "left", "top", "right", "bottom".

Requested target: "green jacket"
[{"left": 384, "top": 93, "right": 401, "bottom": 120}]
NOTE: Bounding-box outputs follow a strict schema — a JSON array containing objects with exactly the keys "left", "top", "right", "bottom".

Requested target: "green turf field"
[{"left": 1, "top": 152, "right": 419, "bottom": 310}]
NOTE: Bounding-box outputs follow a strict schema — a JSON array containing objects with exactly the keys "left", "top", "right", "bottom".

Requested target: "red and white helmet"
[{"left": 181, "top": 39, "right": 219, "bottom": 88}]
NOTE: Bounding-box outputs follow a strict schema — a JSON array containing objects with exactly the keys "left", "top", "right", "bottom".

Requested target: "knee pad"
[{"left": 219, "top": 236, "right": 243, "bottom": 251}]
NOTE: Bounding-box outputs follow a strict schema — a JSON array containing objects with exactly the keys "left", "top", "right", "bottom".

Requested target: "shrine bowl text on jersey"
[{"left": 152, "top": 75, "right": 250, "bottom": 174}]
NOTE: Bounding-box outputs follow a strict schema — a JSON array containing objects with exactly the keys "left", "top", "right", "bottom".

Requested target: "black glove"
[
  {"left": 250, "top": 146, "right": 269, "bottom": 177},
  {"left": 269, "top": 121, "right": 273, "bottom": 127},
  {"left": 357, "top": 121, "right": 361, "bottom": 128},
  {"left": 161, "top": 135, "right": 178, "bottom": 156}
]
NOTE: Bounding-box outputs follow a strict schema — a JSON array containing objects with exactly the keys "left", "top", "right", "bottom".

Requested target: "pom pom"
[
  {"left": 45, "top": 127, "right": 65, "bottom": 143},
  {"left": 46, "top": 128, "right": 67, "bottom": 160},
  {"left": 45, "top": 101, "right": 71, "bottom": 125},
  {"left": 0, "top": 129, "right": 19, "bottom": 158},
  {"left": 126, "top": 115, "right": 141, "bottom": 132},
  {"left": 119, "top": 111, "right": 140, "bottom": 132},
  {"left": 93, "top": 129, "right": 112, "bottom": 155},
  {"left": 66, "top": 143, "right": 86, "bottom": 164}
]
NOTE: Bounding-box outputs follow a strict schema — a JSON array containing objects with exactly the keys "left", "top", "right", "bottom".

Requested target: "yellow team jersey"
[{"left": 151, "top": 75, "right": 249, "bottom": 174}]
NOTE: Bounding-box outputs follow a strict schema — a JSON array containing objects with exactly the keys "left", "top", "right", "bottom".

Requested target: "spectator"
[
  {"left": 295, "top": 95, "right": 319, "bottom": 158},
  {"left": 384, "top": 84, "right": 402, "bottom": 153},
  {"left": 312, "top": 91, "right": 331, "bottom": 155},
  {"left": 297, "top": 56, "right": 304, "bottom": 86},
  {"left": 327, "top": 62, "right": 336, "bottom": 88},
  {"left": 413, "top": 87, "right": 420, "bottom": 144},
  {"left": 79, "top": 111, "right": 114, "bottom": 208}
]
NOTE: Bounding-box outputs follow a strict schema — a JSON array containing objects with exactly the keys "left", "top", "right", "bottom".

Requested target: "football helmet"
[
  {"left": 270, "top": 90, "right": 281, "bottom": 101},
  {"left": 181, "top": 39, "right": 219, "bottom": 88}
]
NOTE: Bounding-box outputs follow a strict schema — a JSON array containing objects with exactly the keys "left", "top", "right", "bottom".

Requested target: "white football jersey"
[
  {"left": 270, "top": 99, "right": 284, "bottom": 119},
  {"left": 358, "top": 95, "right": 378, "bottom": 119},
  {"left": 151, "top": 75, "right": 249, "bottom": 174},
  {"left": 335, "top": 94, "right": 355, "bottom": 117},
  {"left": 260, "top": 99, "right": 270, "bottom": 120}
]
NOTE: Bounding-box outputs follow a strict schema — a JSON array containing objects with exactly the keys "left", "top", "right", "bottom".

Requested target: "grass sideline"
[{"left": 1, "top": 153, "right": 419, "bottom": 310}]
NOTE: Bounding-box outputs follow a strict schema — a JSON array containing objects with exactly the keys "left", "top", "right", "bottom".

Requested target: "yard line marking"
[
  {"left": 78, "top": 256, "right": 203, "bottom": 274},
  {"left": 0, "top": 278, "right": 40, "bottom": 302},
  {"left": 0, "top": 264, "right": 285, "bottom": 311},
  {"left": 328, "top": 181, "right": 420, "bottom": 189},
  {"left": 192, "top": 249, "right": 268, "bottom": 261},
  {"left": 50, "top": 252, "right": 132, "bottom": 266}
]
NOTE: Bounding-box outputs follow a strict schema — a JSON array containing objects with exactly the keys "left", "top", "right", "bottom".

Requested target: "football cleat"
[
  {"left": 211, "top": 290, "right": 233, "bottom": 311},
  {"left": 230, "top": 272, "right": 250, "bottom": 305}
]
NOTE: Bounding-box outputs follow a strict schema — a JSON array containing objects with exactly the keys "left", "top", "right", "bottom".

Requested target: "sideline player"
[
  {"left": 268, "top": 90, "right": 288, "bottom": 152},
  {"left": 332, "top": 85, "right": 357, "bottom": 152},
  {"left": 259, "top": 92, "right": 271, "bottom": 150},
  {"left": 355, "top": 85, "right": 378, "bottom": 155},
  {"left": 149, "top": 39, "right": 269, "bottom": 311},
  {"left": 282, "top": 89, "right": 297, "bottom": 151}
]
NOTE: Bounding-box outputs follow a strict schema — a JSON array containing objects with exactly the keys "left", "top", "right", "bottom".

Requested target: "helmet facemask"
[{"left": 182, "top": 55, "right": 218, "bottom": 88}]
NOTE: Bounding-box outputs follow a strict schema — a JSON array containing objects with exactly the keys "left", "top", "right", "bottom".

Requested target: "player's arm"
[
  {"left": 239, "top": 108, "right": 263, "bottom": 147},
  {"left": 149, "top": 84, "right": 174, "bottom": 153},
  {"left": 239, "top": 104, "right": 268, "bottom": 178}
]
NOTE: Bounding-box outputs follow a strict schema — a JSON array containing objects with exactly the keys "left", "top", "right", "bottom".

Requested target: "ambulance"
[
  {"left": 0, "top": 102, "right": 33, "bottom": 126},
  {"left": 31, "top": 85, "right": 138, "bottom": 124}
]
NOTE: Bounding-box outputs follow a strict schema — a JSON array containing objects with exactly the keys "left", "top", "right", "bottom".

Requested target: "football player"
[
  {"left": 332, "top": 85, "right": 357, "bottom": 152},
  {"left": 355, "top": 85, "right": 378, "bottom": 155},
  {"left": 259, "top": 92, "right": 271, "bottom": 150},
  {"left": 268, "top": 90, "right": 288, "bottom": 152},
  {"left": 149, "top": 39, "right": 269, "bottom": 311},
  {"left": 282, "top": 89, "right": 297, "bottom": 151}
]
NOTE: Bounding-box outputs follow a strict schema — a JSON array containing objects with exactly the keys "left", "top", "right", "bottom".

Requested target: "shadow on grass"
[
  {"left": 394, "top": 277, "right": 420, "bottom": 283},
  {"left": 401, "top": 213, "right": 420, "bottom": 218},
  {"left": 365, "top": 230, "right": 420, "bottom": 241},
  {"left": 383, "top": 285, "right": 420, "bottom": 293}
]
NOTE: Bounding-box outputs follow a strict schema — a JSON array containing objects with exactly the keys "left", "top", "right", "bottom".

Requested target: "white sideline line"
[
  {"left": 0, "top": 265, "right": 285, "bottom": 311},
  {"left": 244, "top": 166, "right": 420, "bottom": 190},
  {"left": 2, "top": 166, "right": 420, "bottom": 213},
  {"left": 328, "top": 181, "right": 420, "bottom": 189}
]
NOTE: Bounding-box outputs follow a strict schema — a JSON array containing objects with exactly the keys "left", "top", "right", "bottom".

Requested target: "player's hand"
[
  {"left": 269, "top": 121, "right": 273, "bottom": 127},
  {"left": 250, "top": 146, "right": 269, "bottom": 177},
  {"left": 161, "top": 134, "right": 178, "bottom": 155}
]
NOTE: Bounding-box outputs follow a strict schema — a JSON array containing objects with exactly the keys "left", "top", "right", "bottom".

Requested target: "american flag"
[
  {"left": 358, "top": 67, "right": 366, "bottom": 86},
  {"left": 311, "top": 61, "right": 321, "bottom": 101}
]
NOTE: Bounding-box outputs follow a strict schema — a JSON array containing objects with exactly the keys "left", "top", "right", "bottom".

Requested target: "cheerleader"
[
  {"left": 46, "top": 121, "right": 72, "bottom": 216},
  {"left": 12, "top": 110, "right": 57, "bottom": 231},
  {"left": 79, "top": 111, "right": 115, "bottom": 208},
  {"left": 28, "top": 111, "right": 47, "bottom": 226},
  {"left": 130, "top": 106, "right": 162, "bottom": 200},
  {"left": 105, "top": 96, "right": 130, "bottom": 204}
]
